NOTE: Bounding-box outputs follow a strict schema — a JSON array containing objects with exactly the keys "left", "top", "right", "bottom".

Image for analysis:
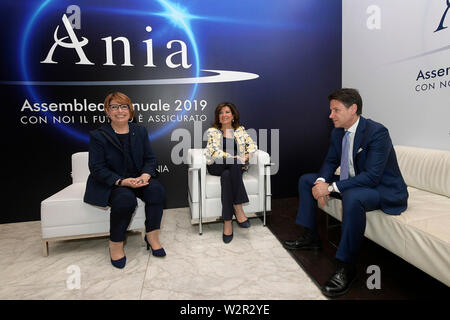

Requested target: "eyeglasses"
[{"left": 109, "top": 104, "right": 129, "bottom": 111}]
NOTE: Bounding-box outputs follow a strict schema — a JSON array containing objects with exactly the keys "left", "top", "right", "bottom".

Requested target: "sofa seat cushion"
[
  {"left": 204, "top": 173, "right": 258, "bottom": 199},
  {"left": 41, "top": 182, "right": 145, "bottom": 228},
  {"left": 392, "top": 187, "right": 450, "bottom": 225}
]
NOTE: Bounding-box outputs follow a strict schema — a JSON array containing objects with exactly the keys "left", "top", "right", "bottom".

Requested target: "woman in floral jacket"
[{"left": 204, "top": 102, "right": 257, "bottom": 243}]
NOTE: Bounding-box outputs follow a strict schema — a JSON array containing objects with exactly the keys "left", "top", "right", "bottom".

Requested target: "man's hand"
[
  {"left": 312, "top": 180, "right": 330, "bottom": 200},
  {"left": 317, "top": 195, "right": 330, "bottom": 208}
]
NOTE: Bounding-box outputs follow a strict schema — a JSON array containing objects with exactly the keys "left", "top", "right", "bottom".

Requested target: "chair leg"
[
  {"left": 263, "top": 209, "right": 266, "bottom": 227},
  {"left": 42, "top": 240, "right": 49, "bottom": 257}
]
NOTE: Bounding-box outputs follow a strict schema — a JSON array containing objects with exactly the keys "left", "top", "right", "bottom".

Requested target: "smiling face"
[
  {"left": 329, "top": 99, "right": 358, "bottom": 130},
  {"left": 219, "top": 106, "right": 234, "bottom": 127},
  {"left": 106, "top": 99, "right": 131, "bottom": 125}
]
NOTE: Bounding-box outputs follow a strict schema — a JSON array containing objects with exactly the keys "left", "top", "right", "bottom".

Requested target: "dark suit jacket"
[
  {"left": 83, "top": 123, "right": 157, "bottom": 207},
  {"left": 318, "top": 116, "right": 408, "bottom": 215}
]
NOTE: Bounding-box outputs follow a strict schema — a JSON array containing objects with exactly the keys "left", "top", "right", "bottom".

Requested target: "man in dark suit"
[{"left": 283, "top": 88, "right": 408, "bottom": 297}]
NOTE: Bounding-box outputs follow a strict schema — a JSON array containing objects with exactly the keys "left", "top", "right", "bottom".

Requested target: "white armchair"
[
  {"left": 40, "top": 152, "right": 146, "bottom": 256},
  {"left": 187, "top": 149, "right": 272, "bottom": 234}
]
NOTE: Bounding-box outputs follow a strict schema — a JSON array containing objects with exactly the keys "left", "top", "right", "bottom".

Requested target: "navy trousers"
[
  {"left": 207, "top": 162, "right": 249, "bottom": 221},
  {"left": 296, "top": 173, "right": 380, "bottom": 263},
  {"left": 109, "top": 179, "right": 165, "bottom": 242}
]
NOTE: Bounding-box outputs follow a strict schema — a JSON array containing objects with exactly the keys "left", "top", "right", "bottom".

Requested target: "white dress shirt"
[{"left": 317, "top": 117, "right": 360, "bottom": 193}]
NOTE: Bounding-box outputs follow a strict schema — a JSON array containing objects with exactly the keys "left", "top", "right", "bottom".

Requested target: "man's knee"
[{"left": 298, "top": 173, "right": 319, "bottom": 189}]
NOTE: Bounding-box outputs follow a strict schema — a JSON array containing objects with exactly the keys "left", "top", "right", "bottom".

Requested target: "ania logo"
[
  {"left": 435, "top": 0, "right": 450, "bottom": 32},
  {"left": 4, "top": 9, "right": 259, "bottom": 86},
  {"left": 41, "top": 14, "right": 192, "bottom": 69}
]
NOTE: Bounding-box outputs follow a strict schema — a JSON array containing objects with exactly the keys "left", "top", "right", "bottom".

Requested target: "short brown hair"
[
  {"left": 103, "top": 92, "right": 135, "bottom": 119},
  {"left": 213, "top": 102, "right": 240, "bottom": 129}
]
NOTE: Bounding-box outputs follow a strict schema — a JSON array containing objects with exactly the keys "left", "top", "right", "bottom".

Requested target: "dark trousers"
[
  {"left": 207, "top": 162, "right": 249, "bottom": 221},
  {"left": 296, "top": 173, "right": 380, "bottom": 264},
  {"left": 109, "top": 179, "right": 165, "bottom": 242}
]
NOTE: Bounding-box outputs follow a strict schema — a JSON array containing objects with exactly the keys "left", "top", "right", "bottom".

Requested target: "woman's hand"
[
  {"left": 121, "top": 176, "right": 149, "bottom": 188},
  {"left": 135, "top": 173, "right": 151, "bottom": 187}
]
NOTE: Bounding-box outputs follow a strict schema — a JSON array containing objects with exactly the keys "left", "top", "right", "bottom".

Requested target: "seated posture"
[
  {"left": 283, "top": 88, "right": 408, "bottom": 297},
  {"left": 204, "top": 102, "right": 257, "bottom": 243},
  {"left": 84, "top": 92, "right": 166, "bottom": 269}
]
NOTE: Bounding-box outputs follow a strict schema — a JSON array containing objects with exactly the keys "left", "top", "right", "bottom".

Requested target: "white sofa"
[
  {"left": 322, "top": 145, "right": 450, "bottom": 286},
  {"left": 187, "top": 149, "right": 272, "bottom": 234},
  {"left": 40, "top": 152, "right": 145, "bottom": 256}
]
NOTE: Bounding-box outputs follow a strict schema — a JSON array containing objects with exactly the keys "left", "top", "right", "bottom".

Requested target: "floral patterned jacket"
[{"left": 204, "top": 126, "right": 258, "bottom": 165}]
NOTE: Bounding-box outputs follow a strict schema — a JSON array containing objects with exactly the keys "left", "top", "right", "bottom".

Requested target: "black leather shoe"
[
  {"left": 321, "top": 265, "right": 356, "bottom": 298},
  {"left": 283, "top": 230, "right": 322, "bottom": 251}
]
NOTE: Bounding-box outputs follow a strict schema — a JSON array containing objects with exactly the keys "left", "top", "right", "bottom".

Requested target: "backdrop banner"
[
  {"left": 1, "top": 0, "right": 341, "bottom": 223},
  {"left": 343, "top": 0, "right": 450, "bottom": 150}
]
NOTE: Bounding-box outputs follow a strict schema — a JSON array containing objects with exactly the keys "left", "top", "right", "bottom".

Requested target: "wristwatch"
[{"left": 327, "top": 184, "right": 334, "bottom": 193}]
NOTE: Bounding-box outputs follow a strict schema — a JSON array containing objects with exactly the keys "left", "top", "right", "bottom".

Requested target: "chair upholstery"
[
  {"left": 187, "top": 149, "right": 272, "bottom": 234},
  {"left": 40, "top": 152, "right": 145, "bottom": 256}
]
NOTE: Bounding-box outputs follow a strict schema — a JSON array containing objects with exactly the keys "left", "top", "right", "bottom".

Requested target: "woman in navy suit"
[{"left": 84, "top": 92, "right": 166, "bottom": 269}]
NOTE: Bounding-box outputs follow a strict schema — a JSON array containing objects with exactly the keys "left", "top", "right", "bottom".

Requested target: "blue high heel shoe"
[
  {"left": 144, "top": 234, "right": 166, "bottom": 257},
  {"left": 109, "top": 249, "right": 126, "bottom": 269},
  {"left": 223, "top": 222, "right": 233, "bottom": 243},
  {"left": 234, "top": 213, "right": 251, "bottom": 228}
]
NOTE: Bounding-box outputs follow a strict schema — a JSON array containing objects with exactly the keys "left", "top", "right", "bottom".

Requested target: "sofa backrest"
[
  {"left": 394, "top": 145, "right": 450, "bottom": 197},
  {"left": 71, "top": 152, "right": 90, "bottom": 183}
]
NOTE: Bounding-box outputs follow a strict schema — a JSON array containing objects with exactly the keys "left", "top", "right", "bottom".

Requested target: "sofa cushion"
[
  {"left": 395, "top": 146, "right": 450, "bottom": 197},
  {"left": 41, "top": 182, "right": 145, "bottom": 228}
]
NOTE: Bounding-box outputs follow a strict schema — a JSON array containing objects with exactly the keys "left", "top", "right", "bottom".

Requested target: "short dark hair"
[
  {"left": 213, "top": 102, "right": 241, "bottom": 129},
  {"left": 328, "top": 88, "right": 362, "bottom": 115}
]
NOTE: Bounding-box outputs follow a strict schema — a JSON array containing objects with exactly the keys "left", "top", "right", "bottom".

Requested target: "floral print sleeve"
[
  {"left": 243, "top": 129, "right": 257, "bottom": 154},
  {"left": 204, "top": 127, "right": 231, "bottom": 164}
]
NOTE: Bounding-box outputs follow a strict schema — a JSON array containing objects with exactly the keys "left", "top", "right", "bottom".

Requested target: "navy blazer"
[
  {"left": 83, "top": 123, "right": 157, "bottom": 207},
  {"left": 318, "top": 116, "right": 408, "bottom": 215}
]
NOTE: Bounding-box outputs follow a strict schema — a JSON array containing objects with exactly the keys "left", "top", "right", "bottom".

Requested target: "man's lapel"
[{"left": 353, "top": 116, "right": 366, "bottom": 159}]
